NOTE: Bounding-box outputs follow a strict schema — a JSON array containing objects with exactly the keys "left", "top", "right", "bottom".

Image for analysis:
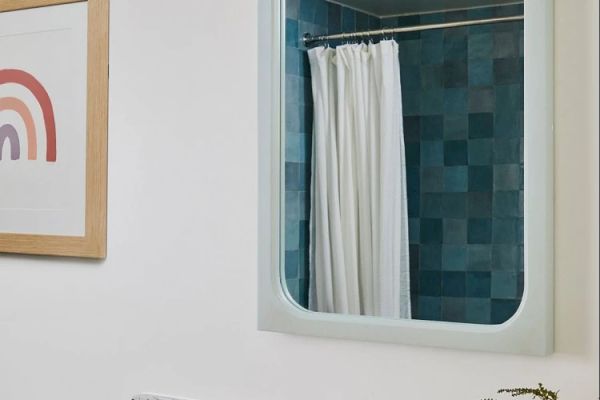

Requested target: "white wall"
[{"left": 0, "top": 0, "right": 597, "bottom": 399}]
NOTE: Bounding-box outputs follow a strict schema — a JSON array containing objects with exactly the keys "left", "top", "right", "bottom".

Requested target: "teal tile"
[
  {"left": 493, "top": 218, "right": 520, "bottom": 244},
  {"left": 469, "top": 87, "right": 495, "bottom": 113},
  {"left": 469, "top": 59, "right": 493, "bottom": 86},
  {"left": 466, "top": 271, "right": 491, "bottom": 298},
  {"left": 421, "top": 115, "right": 444, "bottom": 140},
  {"left": 444, "top": 35, "right": 467, "bottom": 60},
  {"left": 285, "top": 191, "right": 300, "bottom": 222},
  {"left": 444, "top": 88, "right": 468, "bottom": 114},
  {"left": 495, "top": 84, "right": 524, "bottom": 113},
  {"left": 442, "top": 297, "right": 466, "bottom": 322},
  {"left": 494, "top": 138, "right": 521, "bottom": 164},
  {"left": 493, "top": 31, "right": 519, "bottom": 58},
  {"left": 493, "top": 191, "right": 521, "bottom": 217},
  {"left": 491, "top": 299, "right": 520, "bottom": 324},
  {"left": 442, "top": 245, "right": 467, "bottom": 271},
  {"left": 422, "top": 89, "right": 444, "bottom": 114},
  {"left": 494, "top": 57, "right": 523, "bottom": 85},
  {"left": 444, "top": 141, "right": 468, "bottom": 166},
  {"left": 442, "top": 193, "right": 467, "bottom": 218},
  {"left": 420, "top": 271, "right": 442, "bottom": 296},
  {"left": 468, "top": 33, "right": 493, "bottom": 59},
  {"left": 421, "top": 218, "right": 443, "bottom": 244},
  {"left": 444, "top": 61, "right": 468, "bottom": 88},
  {"left": 422, "top": 167, "right": 444, "bottom": 192},
  {"left": 399, "top": 40, "right": 422, "bottom": 65},
  {"left": 443, "top": 219, "right": 467, "bottom": 244},
  {"left": 444, "top": 114, "right": 468, "bottom": 140},
  {"left": 285, "top": 220, "right": 299, "bottom": 250},
  {"left": 442, "top": 271, "right": 466, "bottom": 297},
  {"left": 492, "top": 245, "right": 519, "bottom": 270},
  {"left": 421, "top": 244, "right": 442, "bottom": 270},
  {"left": 285, "top": 250, "right": 299, "bottom": 279},
  {"left": 421, "top": 193, "right": 443, "bottom": 218},
  {"left": 469, "top": 166, "right": 493, "bottom": 191},
  {"left": 421, "top": 64, "right": 444, "bottom": 89},
  {"left": 469, "top": 113, "right": 494, "bottom": 138},
  {"left": 406, "top": 143, "right": 421, "bottom": 166},
  {"left": 467, "top": 244, "right": 492, "bottom": 271},
  {"left": 494, "top": 164, "right": 521, "bottom": 190},
  {"left": 491, "top": 271, "right": 518, "bottom": 299},
  {"left": 468, "top": 192, "right": 493, "bottom": 217},
  {"left": 421, "top": 140, "right": 444, "bottom": 166},
  {"left": 495, "top": 112, "right": 522, "bottom": 137},
  {"left": 419, "top": 296, "right": 441, "bottom": 320},
  {"left": 421, "top": 39, "right": 444, "bottom": 64},
  {"left": 404, "top": 116, "right": 421, "bottom": 142},
  {"left": 468, "top": 218, "right": 492, "bottom": 244},
  {"left": 401, "top": 65, "right": 422, "bottom": 90},
  {"left": 286, "top": 278, "right": 300, "bottom": 304},
  {"left": 465, "top": 298, "right": 491, "bottom": 324},
  {"left": 409, "top": 218, "right": 420, "bottom": 244},
  {"left": 444, "top": 166, "right": 468, "bottom": 192},
  {"left": 469, "top": 138, "right": 494, "bottom": 165}
]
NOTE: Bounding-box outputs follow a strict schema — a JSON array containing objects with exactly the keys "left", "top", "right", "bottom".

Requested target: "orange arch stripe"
[{"left": 0, "top": 97, "right": 37, "bottom": 160}]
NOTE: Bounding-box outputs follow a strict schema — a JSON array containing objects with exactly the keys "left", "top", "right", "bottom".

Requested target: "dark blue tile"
[
  {"left": 285, "top": 219, "right": 299, "bottom": 250},
  {"left": 356, "top": 12, "right": 369, "bottom": 30},
  {"left": 286, "top": 278, "right": 299, "bottom": 303},
  {"left": 468, "top": 33, "right": 493, "bottom": 59},
  {"left": 404, "top": 116, "right": 421, "bottom": 142},
  {"left": 495, "top": 4, "right": 524, "bottom": 17},
  {"left": 493, "top": 31, "right": 519, "bottom": 58},
  {"left": 442, "top": 245, "right": 467, "bottom": 271},
  {"left": 466, "top": 271, "right": 492, "bottom": 298},
  {"left": 285, "top": 250, "right": 299, "bottom": 279},
  {"left": 421, "top": 193, "right": 443, "bottom": 218},
  {"left": 494, "top": 164, "right": 521, "bottom": 191},
  {"left": 492, "top": 245, "right": 520, "bottom": 270},
  {"left": 422, "top": 89, "right": 444, "bottom": 114},
  {"left": 285, "top": 162, "right": 301, "bottom": 190},
  {"left": 442, "top": 193, "right": 467, "bottom": 218},
  {"left": 418, "top": 296, "right": 441, "bottom": 321},
  {"left": 469, "top": 166, "right": 493, "bottom": 191},
  {"left": 494, "top": 57, "right": 523, "bottom": 85},
  {"left": 421, "top": 218, "right": 443, "bottom": 244},
  {"left": 493, "top": 191, "right": 521, "bottom": 217},
  {"left": 492, "top": 218, "right": 520, "bottom": 244},
  {"left": 421, "top": 245, "right": 442, "bottom": 270},
  {"left": 469, "top": 138, "right": 494, "bottom": 165},
  {"left": 468, "top": 244, "right": 492, "bottom": 271},
  {"left": 465, "top": 298, "right": 491, "bottom": 324},
  {"left": 421, "top": 39, "right": 444, "bottom": 65},
  {"left": 444, "top": 36, "right": 467, "bottom": 60},
  {"left": 407, "top": 166, "right": 421, "bottom": 194},
  {"left": 327, "top": 2, "right": 341, "bottom": 33},
  {"left": 468, "top": 192, "right": 493, "bottom": 217},
  {"left": 495, "top": 112, "right": 523, "bottom": 138},
  {"left": 442, "top": 297, "right": 466, "bottom": 322},
  {"left": 421, "top": 167, "right": 444, "bottom": 193},
  {"left": 421, "top": 64, "right": 444, "bottom": 89},
  {"left": 469, "top": 59, "right": 493, "bottom": 86},
  {"left": 468, "top": 218, "right": 492, "bottom": 244},
  {"left": 341, "top": 7, "right": 356, "bottom": 31},
  {"left": 402, "top": 89, "right": 421, "bottom": 115},
  {"left": 445, "top": 10, "right": 468, "bottom": 22},
  {"left": 401, "top": 65, "right": 422, "bottom": 90},
  {"left": 491, "top": 271, "right": 519, "bottom": 299},
  {"left": 444, "top": 114, "right": 468, "bottom": 140},
  {"left": 469, "top": 87, "right": 495, "bottom": 113},
  {"left": 421, "top": 115, "right": 443, "bottom": 140},
  {"left": 468, "top": 6, "right": 494, "bottom": 19},
  {"left": 409, "top": 218, "right": 420, "bottom": 244},
  {"left": 298, "top": 220, "right": 309, "bottom": 249},
  {"left": 496, "top": 84, "right": 524, "bottom": 114},
  {"left": 399, "top": 40, "right": 422, "bottom": 65},
  {"left": 421, "top": 12, "right": 444, "bottom": 24},
  {"left": 408, "top": 191, "right": 420, "bottom": 218},
  {"left": 442, "top": 271, "right": 466, "bottom": 297},
  {"left": 494, "top": 138, "right": 521, "bottom": 164},
  {"left": 380, "top": 16, "right": 399, "bottom": 28},
  {"left": 444, "top": 141, "right": 468, "bottom": 166},
  {"left": 285, "top": 47, "right": 300, "bottom": 76},
  {"left": 286, "top": 19, "right": 299, "bottom": 47},
  {"left": 444, "top": 166, "right": 468, "bottom": 192},
  {"left": 368, "top": 16, "right": 381, "bottom": 30},
  {"left": 420, "top": 271, "right": 442, "bottom": 296},
  {"left": 406, "top": 143, "right": 421, "bottom": 166},
  {"left": 444, "top": 88, "right": 468, "bottom": 114},
  {"left": 410, "top": 244, "right": 420, "bottom": 270},
  {"left": 491, "top": 299, "right": 520, "bottom": 324},
  {"left": 299, "top": 0, "right": 316, "bottom": 23},
  {"left": 469, "top": 113, "right": 494, "bottom": 138},
  {"left": 285, "top": 190, "right": 300, "bottom": 222},
  {"left": 421, "top": 140, "right": 444, "bottom": 166},
  {"left": 443, "top": 219, "right": 467, "bottom": 244},
  {"left": 314, "top": 1, "right": 328, "bottom": 27},
  {"left": 444, "top": 61, "right": 468, "bottom": 88},
  {"left": 298, "top": 278, "right": 309, "bottom": 307},
  {"left": 397, "top": 15, "right": 421, "bottom": 40}
]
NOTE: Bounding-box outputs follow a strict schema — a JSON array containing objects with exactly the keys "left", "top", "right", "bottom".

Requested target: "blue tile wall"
[{"left": 284, "top": 0, "right": 524, "bottom": 323}]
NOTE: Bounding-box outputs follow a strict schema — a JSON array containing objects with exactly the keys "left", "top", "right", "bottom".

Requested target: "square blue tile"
[
  {"left": 494, "top": 164, "right": 521, "bottom": 191},
  {"left": 469, "top": 166, "right": 493, "bottom": 191},
  {"left": 444, "top": 166, "right": 468, "bottom": 192},
  {"left": 469, "top": 59, "right": 493, "bottom": 86},
  {"left": 465, "top": 298, "right": 491, "bottom": 324},
  {"left": 469, "top": 113, "right": 494, "bottom": 138},
  {"left": 299, "top": 0, "right": 316, "bottom": 23},
  {"left": 443, "top": 219, "right": 467, "bottom": 244},
  {"left": 421, "top": 167, "right": 443, "bottom": 193},
  {"left": 493, "top": 218, "right": 520, "bottom": 244},
  {"left": 442, "top": 245, "right": 467, "bottom": 271},
  {"left": 285, "top": 250, "right": 299, "bottom": 279},
  {"left": 444, "top": 114, "right": 468, "bottom": 139},
  {"left": 444, "top": 36, "right": 467, "bottom": 60},
  {"left": 468, "top": 218, "right": 492, "bottom": 244},
  {"left": 442, "top": 297, "right": 466, "bottom": 322},
  {"left": 494, "top": 138, "right": 521, "bottom": 164},
  {"left": 444, "top": 61, "right": 468, "bottom": 88},
  {"left": 492, "top": 245, "right": 520, "bottom": 270},
  {"left": 286, "top": 0, "right": 299, "bottom": 19},
  {"left": 327, "top": 2, "right": 341, "bottom": 32},
  {"left": 442, "top": 193, "right": 467, "bottom": 218},
  {"left": 468, "top": 192, "right": 493, "bottom": 217},
  {"left": 494, "top": 57, "right": 523, "bottom": 85},
  {"left": 418, "top": 296, "right": 442, "bottom": 321},
  {"left": 493, "top": 31, "right": 519, "bottom": 58},
  {"left": 421, "top": 64, "right": 444, "bottom": 89},
  {"left": 468, "top": 33, "right": 493, "bottom": 59},
  {"left": 444, "top": 141, "right": 468, "bottom": 166},
  {"left": 442, "top": 271, "right": 466, "bottom": 297},
  {"left": 495, "top": 112, "right": 522, "bottom": 138},
  {"left": 341, "top": 7, "right": 356, "bottom": 31},
  {"left": 421, "top": 40, "right": 444, "bottom": 65},
  {"left": 421, "top": 140, "right": 444, "bottom": 166},
  {"left": 407, "top": 166, "right": 421, "bottom": 194},
  {"left": 444, "top": 88, "right": 468, "bottom": 114},
  {"left": 420, "top": 271, "right": 442, "bottom": 296},
  {"left": 466, "top": 271, "right": 492, "bottom": 298},
  {"left": 495, "top": 84, "right": 523, "bottom": 114},
  {"left": 421, "top": 115, "right": 444, "bottom": 140},
  {"left": 468, "top": 138, "right": 493, "bottom": 165},
  {"left": 405, "top": 143, "right": 421, "bottom": 166},
  {"left": 286, "top": 278, "right": 300, "bottom": 304},
  {"left": 467, "top": 244, "right": 492, "bottom": 271},
  {"left": 421, "top": 218, "right": 443, "bottom": 244},
  {"left": 421, "top": 245, "right": 442, "bottom": 270},
  {"left": 421, "top": 194, "right": 443, "bottom": 218},
  {"left": 399, "top": 40, "right": 422, "bottom": 65},
  {"left": 401, "top": 65, "right": 422, "bottom": 90},
  {"left": 403, "top": 116, "right": 421, "bottom": 142},
  {"left": 409, "top": 218, "right": 420, "bottom": 244},
  {"left": 422, "top": 89, "right": 444, "bottom": 114},
  {"left": 285, "top": 190, "right": 300, "bottom": 222},
  {"left": 286, "top": 18, "right": 299, "bottom": 47},
  {"left": 491, "top": 271, "right": 519, "bottom": 299},
  {"left": 493, "top": 191, "right": 521, "bottom": 217},
  {"left": 469, "top": 87, "right": 495, "bottom": 113}
]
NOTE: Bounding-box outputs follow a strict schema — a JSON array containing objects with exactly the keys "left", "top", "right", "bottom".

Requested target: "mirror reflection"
[{"left": 283, "top": 0, "right": 524, "bottom": 324}]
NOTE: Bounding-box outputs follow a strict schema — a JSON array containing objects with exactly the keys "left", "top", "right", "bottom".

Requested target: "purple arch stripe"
[{"left": 0, "top": 124, "right": 20, "bottom": 160}]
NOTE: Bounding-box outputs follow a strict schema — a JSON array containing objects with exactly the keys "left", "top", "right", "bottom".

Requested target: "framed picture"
[{"left": 0, "top": 0, "right": 108, "bottom": 258}]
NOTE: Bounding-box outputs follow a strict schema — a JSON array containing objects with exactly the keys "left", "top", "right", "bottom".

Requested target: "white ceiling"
[{"left": 329, "top": 0, "right": 522, "bottom": 17}]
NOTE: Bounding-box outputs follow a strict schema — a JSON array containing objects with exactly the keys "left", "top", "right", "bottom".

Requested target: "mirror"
[
  {"left": 282, "top": 0, "right": 524, "bottom": 324},
  {"left": 259, "top": 0, "right": 553, "bottom": 355}
]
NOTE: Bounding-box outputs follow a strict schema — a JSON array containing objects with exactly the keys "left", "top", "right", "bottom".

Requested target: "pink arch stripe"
[{"left": 0, "top": 97, "right": 37, "bottom": 160}]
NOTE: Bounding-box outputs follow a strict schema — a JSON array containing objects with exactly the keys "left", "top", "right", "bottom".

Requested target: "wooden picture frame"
[{"left": 0, "top": 0, "right": 108, "bottom": 258}]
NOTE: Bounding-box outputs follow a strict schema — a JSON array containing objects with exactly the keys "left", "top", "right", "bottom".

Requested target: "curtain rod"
[{"left": 303, "top": 15, "right": 523, "bottom": 46}]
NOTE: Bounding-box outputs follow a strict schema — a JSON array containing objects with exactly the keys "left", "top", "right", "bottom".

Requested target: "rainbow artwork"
[{"left": 0, "top": 68, "right": 56, "bottom": 162}]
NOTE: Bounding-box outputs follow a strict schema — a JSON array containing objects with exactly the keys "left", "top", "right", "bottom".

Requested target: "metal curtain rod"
[{"left": 303, "top": 15, "right": 523, "bottom": 46}]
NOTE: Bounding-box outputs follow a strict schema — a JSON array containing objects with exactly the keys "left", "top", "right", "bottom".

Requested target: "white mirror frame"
[{"left": 258, "top": 0, "right": 554, "bottom": 356}]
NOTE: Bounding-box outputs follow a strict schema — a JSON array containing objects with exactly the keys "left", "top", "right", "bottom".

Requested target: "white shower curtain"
[{"left": 307, "top": 40, "right": 411, "bottom": 319}]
